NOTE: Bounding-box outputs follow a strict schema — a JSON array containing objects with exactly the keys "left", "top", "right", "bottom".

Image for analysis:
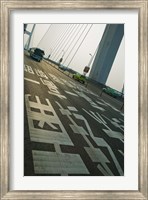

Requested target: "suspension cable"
[
  {"left": 54, "top": 24, "right": 79, "bottom": 60},
  {"left": 63, "top": 24, "right": 89, "bottom": 65},
  {"left": 46, "top": 24, "right": 65, "bottom": 55},
  {"left": 37, "top": 24, "right": 53, "bottom": 47},
  {"left": 50, "top": 24, "right": 72, "bottom": 59},
  {"left": 52, "top": 24, "right": 76, "bottom": 60},
  {"left": 66, "top": 24, "right": 93, "bottom": 67},
  {"left": 60, "top": 24, "right": 83, "bottom": 60}
]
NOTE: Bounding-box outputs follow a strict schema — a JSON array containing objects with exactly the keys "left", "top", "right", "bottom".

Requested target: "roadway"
[{"left": 24, "top": 51, "right": 124, "bottom": 176}]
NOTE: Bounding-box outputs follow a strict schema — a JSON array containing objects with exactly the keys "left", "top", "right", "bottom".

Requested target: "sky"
[{"left": 24, "top": 24, "right": 124, "bottom": 92}]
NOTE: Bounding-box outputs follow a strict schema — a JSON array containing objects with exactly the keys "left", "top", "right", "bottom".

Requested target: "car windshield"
[{"left": 34, "top": 48, "right": 45, "bottom": 56}]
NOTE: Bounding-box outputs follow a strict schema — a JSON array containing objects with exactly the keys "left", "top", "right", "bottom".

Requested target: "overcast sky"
[{"left": 24, "top": 24, "right": 124, "bottom": 92}]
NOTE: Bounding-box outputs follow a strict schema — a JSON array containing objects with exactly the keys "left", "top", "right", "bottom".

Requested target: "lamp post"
[
  {"left": 87, "top": 53, "right": 93, "bottom": 67},
  {"left": 84, "top": 53, "right": 93, "bottom": 87},
  {"left": 58, "top": 50, "right": 65, "bottom": 67},
  {"left": 83, "top": 53, "right": 92, "bottom": 76},
  {"left": 88, "top": 42, "right": 100, "bottom": 68}
]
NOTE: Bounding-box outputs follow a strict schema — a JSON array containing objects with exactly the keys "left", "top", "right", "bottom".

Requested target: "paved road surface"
[{"left": 24, "top": 52, "right": 124, "bottom": 176}]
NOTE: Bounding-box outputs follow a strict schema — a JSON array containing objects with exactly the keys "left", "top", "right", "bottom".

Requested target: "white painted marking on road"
[
  {"left": 55, "top": 103, "right": 119, "bottom": 175},
  {"left": 118, "top": 150, "right": 124, "bottom": 156},
  {"left": 84, "top": 146, "right": 109, "bottom": 163},
  {"left": 24, "top": 78, "right": 40, "bottom": 84},
  {"left": 96, "top": 101, "right": 107, "bottom": 106},
  {"left": 85, "top": 143, "right": 114, "bottom": 176},
  {"left": 102, "top": 162, "right": 114, "bottom": 176},
  {"left": 32, "top": 150, "right": 89, "bottom": 175},
  {"left": 119, "top": 118, "right": 124, "bottom": 122},
  {"left": 56, "top": 102, "right": 94, "bottom": 137},
  {"left": 25, "top": 95, "right": 73, "bottom": 146},
  {"left": 82, "top": 135, "right": 93, "bottom": 147},
  {"left": 97, "top": 164, "right": 109, "bottom": 176},
  {"left": 65, "top": 91, "right": 78, "bottom": 96},
  {"left": 75, "top": 120, "right": 124, "bottom": 177},
  {"left": 112, "top": 122, "right": 124, "bottom": 131},
  {"left": 103, "top": 129, "right": 124, "bottom": 142},
  {"left": 112, "top": 118, "right": 121, "bottom": 123},
  {"left": 55, "top": 102, "right": 123, "bottom": 176},
  {"left": 83, "top": 109, "right": 110, "bottom": 130},
  {"left": 97, "top": 164, "right": 114, "bottom": 176},
  {"left": 40, "top": 78, "right": 67, "bottom": 99},
  {"left": 102, "top": 115, "right": 124, "bottom": 131},
  {"left": 60, "top": 78, "right": 74, "bottom": 88},
  {"left": 35, "top": 69, "right": 48, "bottom": 79},
  {"left": 48, "top": 91, "right": 67, "bottom": 99},
  {"left": 96, "top": 112, "right": 107, "bottom": 124},
  {"left": 24, "top": 65, "right": 34, "bottom": 74},
  {"left": 48, "top": 73, "right": 65, "bottom": 85},
  {"left": 40, "top": 78, "right": 58, "bottom": 92},
  {"left": 93, "top": 137, "right": 124, "bottom": 176},
  {"left": 74, "top": 90, "right": 105, "bottom": 111},
  {"left": 91, "top": 104, "right": 105, "bottom": 111},
  {"left": 120, "top": 113, "right": 124, "bottom": 116},
  {"left": 70, "top": 124, "right": 89, "bottom": 136},
  {"left": 69, "top": 81, "right": 77, "bottom": 87},
  {"left": 105, "top": 103, "right": 121, "bottom": 113},
  {"left": 73, "top": 114, "right": 94, "bottom": 137},
  {"left": 54, "top": 143, "right": 62, "bottom": 153},
  {"left": 55, "top": 101, "right": 63, "bottom": 109},
  {"left": 67, "top": 107, "right": 78, "bottom": 111}
]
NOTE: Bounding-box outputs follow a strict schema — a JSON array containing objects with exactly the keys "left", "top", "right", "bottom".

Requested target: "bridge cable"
[
  {"left": 46, "top": 24, "right": 66, "bottom": 56},
  {"left": 61, "top": 24, "right": 84, "bottom": 62},
  {"left": 49, "top": 24, "right": 72, "bottom": 59},
  {"left": 54, "top": 24, "right": 81, "bottom": 61},
  {"left": 36, "top": 24, "right": 53, "bottom": 48},
  {"left": 52, "top": 24, "right": 76, "bottom": 60},
  {"left": 66, "top": 24, "right": 93, "bottom": 67},
  {"left": 63, "top": 24, "right": 90, "bottom": 65}
]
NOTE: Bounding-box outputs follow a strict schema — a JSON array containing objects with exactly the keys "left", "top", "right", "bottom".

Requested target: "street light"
[
  {"left": 87, "top": 42, "right": 100, "bottom": 68},
  {"left": 87, "top": 53, "right": 93, "bottom": 67},
  {"left": 58, "top": 50, "right": 65, "bottom": 65},
  {"left": 83, "top": 53, "right": 93, "bottom": 87},
  {"left": 83, "top": 53, "right": 92, "bottom": 76}
]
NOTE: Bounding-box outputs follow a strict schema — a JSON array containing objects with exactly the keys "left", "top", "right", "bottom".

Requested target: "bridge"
[{"left": 24, "top": 24, "right": 124, "bottom": 176}]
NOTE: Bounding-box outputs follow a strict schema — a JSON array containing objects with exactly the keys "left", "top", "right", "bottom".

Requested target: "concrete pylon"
[{"left": 89, "top": 24, "right": 124, "bottom": 85}]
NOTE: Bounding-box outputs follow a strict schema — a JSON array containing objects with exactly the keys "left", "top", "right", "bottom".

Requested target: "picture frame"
[{"left": 0, "top": 0, "right": 147, "bottom": 199}]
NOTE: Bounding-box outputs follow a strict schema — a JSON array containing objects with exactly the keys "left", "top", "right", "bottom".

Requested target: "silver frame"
[{"left": 0, "top": 0, "right": 147, "bottom": 199}]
